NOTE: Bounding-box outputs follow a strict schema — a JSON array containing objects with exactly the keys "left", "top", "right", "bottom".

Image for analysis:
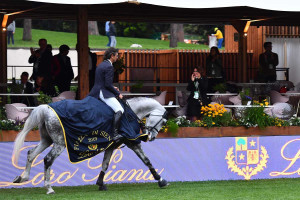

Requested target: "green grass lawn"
[
  {"left": 8, "top": 28, "right": 210, "bottom": 50},
  {"left": 1, "top": 178, "right": 300, "bottom": 200}
]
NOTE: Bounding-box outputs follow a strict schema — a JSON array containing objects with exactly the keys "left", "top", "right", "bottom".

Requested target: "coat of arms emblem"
[{"left": 225, "top": 137, "right": 269, "bottom": 180}]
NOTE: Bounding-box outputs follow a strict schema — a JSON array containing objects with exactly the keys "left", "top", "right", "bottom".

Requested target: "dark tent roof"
[{"left": 1, "top": 0, "right": 300, "bottom": 25}]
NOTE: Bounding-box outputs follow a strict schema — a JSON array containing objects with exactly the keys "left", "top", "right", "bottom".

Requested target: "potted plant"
[
  {"left": 213, "top": 82, "right": 227, "bottom": 93},
  {"left": 239, "top": 88, "right": 252, "bottom": 105},
  {"left": 37, "top": 91, "right": 52, "bottom": 105}
]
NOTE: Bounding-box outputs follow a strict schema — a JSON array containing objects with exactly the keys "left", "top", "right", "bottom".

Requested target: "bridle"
[
  {"left": 121, "top": 98, "right": 168, "bottom": 137},
  {"left": 143, "top": 111, "right": 168, "bottom": 133}
]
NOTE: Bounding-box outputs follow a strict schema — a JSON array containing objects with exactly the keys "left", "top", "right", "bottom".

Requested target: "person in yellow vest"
[{"left": 213, "top": 27, "right": 223, "bottom": 49}]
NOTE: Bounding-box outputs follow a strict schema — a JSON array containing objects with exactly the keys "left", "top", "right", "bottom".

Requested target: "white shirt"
[
  {"left": 105, "top": 21, "right": 110, "bottom": 32},
  {"left": 107, "top": 59, "right": 112, "bottom": 66}
]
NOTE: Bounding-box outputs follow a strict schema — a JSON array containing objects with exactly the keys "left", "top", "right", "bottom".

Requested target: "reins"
[{"left": 119, "top": 98, "right": 168, "bottom": 133}]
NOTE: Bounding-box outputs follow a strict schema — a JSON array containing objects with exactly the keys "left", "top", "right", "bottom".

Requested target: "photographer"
[
  {"left": 28, "top": 38, "right": 53, "bottom": 81},
  {"left": 28, "top": 48, "right": 40, "bottom": 81},
  {"left": 186, "top": 67, "right": 210, "bottom": 121}
]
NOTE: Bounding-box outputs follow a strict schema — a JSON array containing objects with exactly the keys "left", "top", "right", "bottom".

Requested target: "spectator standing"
[
  {"left": 28, "top": 38, "right": 53, "bottom": 81},
  {"left": 105, "top": 21, "right": 111, "bottom": 47},
  {"left": 109, "top": 21, "right": 117, "bottom": 47},
  {"left": 186, "top": 67, "right": 209, "bottom": 121},
  {"left": 213, "top": 27, "right": 223, "bottom": 49},
  {"left": 47, "top": 44, "right": 53, "bottom": 52},
  {"left": 206, "top": 46, "right": 225, "bottom": 93},
  {"left": 29, "top": 49, "right": 40, "bottom": 81},
  {"left": 19, "top": 72, "right": 35, "bottom": 106},
  {"left": 88, "top": 48, "right": 98, "bottom": 90},
  {"left": 7, "top": 21, "right": 16, "bottom": 45},
  {"left": 52, "top": 45, "right": 74, "bottom": 93},
  {"left": 258, "top": 42, "right": 279, "bottom": 82},
  {"left": 74, "top": 45, "right": 98, "bottom": 91},
  {"left": 6, "top": 21, "right": 16, "bottom": 45}
]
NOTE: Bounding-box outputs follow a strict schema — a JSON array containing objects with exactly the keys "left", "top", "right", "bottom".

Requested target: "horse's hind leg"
[
  {"left": 127, "top": 142, "right": 169, "bottom": 188},
  {"left": 96, "top": 148, "right": 114, "bottom": 191},
  {"left": 44, "top": 143, "right": 65, "bottom": 194},
  {"left": 13, "top": 124, "right": 52, "bottom": 183}
]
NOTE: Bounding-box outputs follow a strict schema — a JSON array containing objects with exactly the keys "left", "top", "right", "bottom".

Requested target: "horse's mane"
[
  {"left": 127, "top": 97, "right": 161, "bottom": 107},
  {"left": 127, "top": 97, "right": 165, "bottom": 113}
]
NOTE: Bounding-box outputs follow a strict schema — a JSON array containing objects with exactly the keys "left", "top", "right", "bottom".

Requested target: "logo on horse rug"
[
  {"left": 49, "top": 96, "right": 147, "bottom": 163},
  {"left": 225, "top": 137, "right": 269, "bottom": 180}
]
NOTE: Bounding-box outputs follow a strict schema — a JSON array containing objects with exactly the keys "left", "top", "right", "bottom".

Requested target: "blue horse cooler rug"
[{"left": 48, "top": 96, "right": 147, "bottom": 163}]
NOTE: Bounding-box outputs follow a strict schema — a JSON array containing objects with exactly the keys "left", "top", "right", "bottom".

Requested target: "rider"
[{"left": 89, "top": 47, "right": 124, "bottom": 143}]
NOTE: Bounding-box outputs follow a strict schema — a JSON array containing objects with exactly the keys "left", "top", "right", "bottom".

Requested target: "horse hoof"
[
  {"left": 13, "top": 176, "right": 22, "bottom": 183},
  {"left": 47, "top": 188, "right": 55, "bottom": 194},
  {"left": 47, "top": 191, "right": 55, "bottom": 195},
  {"left": 158, "top": 179, "right": 169, "bottom": 188},
  {"left": 98, "top": 184, "right": 107, "bottom": 191}
]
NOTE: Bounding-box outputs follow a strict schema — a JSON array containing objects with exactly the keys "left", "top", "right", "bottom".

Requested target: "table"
[
  {"left": 0, "top": 93, "right": 40, "bottom": 96},
  {"left": 207, "top": 93, "right": 238, "bottom": 96},
  {"left": 18, "top": 107, "right": 36, "bottom": 110},
  {"left": 120, "top": 92, "right": 156, "bottom": 96},
  {"left": 281, "top": 92, "right": 300, "bottom": 96},
  {"left": 223, "top": 105, "right": 274, "bottom": 108},
  {"left": 163, "top": 105, "right": 180, "bottom": 108}
]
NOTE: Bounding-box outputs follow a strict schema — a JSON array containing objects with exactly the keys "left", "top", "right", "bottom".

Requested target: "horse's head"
[
  {"left": 126, "top": 97, "right": 168, "bottom": 141},
  {"left": 143, "top": 110, "right": 168, "bottom": 141}
]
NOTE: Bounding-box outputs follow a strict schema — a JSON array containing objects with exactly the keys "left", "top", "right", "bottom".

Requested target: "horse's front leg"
[
  {"left": 96, "top": 148, "right": 114, "bottom": 191},
  {"left": 127, "top": 142, "right": 169, "bottom": 188}
]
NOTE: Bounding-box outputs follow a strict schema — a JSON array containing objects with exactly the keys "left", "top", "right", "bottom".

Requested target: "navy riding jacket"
[{"left": 89, "top": 60, "right": 120, "bottom": 99}]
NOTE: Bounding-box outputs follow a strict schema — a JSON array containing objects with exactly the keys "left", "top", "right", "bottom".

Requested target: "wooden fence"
[
  {"left": 265, "top": 26, "right": 300, "bottom": 37},
  {"left": 95, "top": 49, "right": 253, "bottom": 102}
]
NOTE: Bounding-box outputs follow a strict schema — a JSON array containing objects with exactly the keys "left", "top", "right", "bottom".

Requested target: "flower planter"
[
  {"left": 1, "top": 127, "right": 300, "bottom": 142},
  {"left": 0, "top": 130, "right": 40, "bottom": 142},
  {"left": 158, "top": 126, "right": 300, "bottom": 138}
]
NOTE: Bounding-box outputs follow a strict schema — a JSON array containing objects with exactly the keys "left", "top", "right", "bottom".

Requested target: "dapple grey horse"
[{"left": 12, "top": 97, "right": 169, "bottom": 194}]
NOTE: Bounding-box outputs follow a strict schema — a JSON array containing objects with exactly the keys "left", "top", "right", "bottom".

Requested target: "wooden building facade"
[
  {"left": 95, "top": 49, "right": 253, "bottom": 102},
  {"left": 225, "top": 25, "right": 300, "bottom": 81}
]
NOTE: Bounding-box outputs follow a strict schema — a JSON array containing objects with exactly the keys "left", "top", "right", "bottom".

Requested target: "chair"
[
  {"left": 5, "top": 104, "right": 29, "bottom": 122},
  {"left": 269, "top": 90, "right": 289, "bottom": 105},
  {"left": 152, "top": 91, "right": 167, "bottom": 105},
  {"left": 294, "top": 82, "right": 300, "bottom": 92},
  {"left": 264, "top": 103, "right": 294, "bottom": 119},
  {"left": 52, "top": 91, "right": 76, "bottom": 102},
  {"left": 176, "top": 91, "right": 188, "bottom": 107}
]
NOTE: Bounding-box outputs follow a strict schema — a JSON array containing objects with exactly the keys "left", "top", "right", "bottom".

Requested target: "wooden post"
[
  {"left": 232, "top": 21, "right": 248, "bottom": 83},
  {"left": 0, "top": 14, "right": 7, "bottom": 100},
  {"left": 77, "top": 6, "right": 89, "bottom": 99}
]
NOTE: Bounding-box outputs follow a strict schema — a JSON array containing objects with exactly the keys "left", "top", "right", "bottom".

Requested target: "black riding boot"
[{"left": 112, "top": 111, "right": 123, "bottom": 143}]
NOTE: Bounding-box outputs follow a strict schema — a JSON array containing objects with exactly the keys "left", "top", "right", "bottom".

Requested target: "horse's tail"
[{"left": 13, "top": 105, "right": 48, "bottom": 164}]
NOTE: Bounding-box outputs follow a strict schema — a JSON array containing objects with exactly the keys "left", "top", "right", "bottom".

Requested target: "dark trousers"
[{"left": 7, "top": 31, "right": 14, "bottom": 45}]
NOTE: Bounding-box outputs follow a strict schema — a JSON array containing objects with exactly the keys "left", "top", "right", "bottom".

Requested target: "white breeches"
[{"left": 99, "top": 90, "right": 124, "bottom": 113}]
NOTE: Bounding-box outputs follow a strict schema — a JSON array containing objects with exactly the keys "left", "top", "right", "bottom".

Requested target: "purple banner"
[{"left": 0, "top": 135, "right": 300, "bottom": 188}]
